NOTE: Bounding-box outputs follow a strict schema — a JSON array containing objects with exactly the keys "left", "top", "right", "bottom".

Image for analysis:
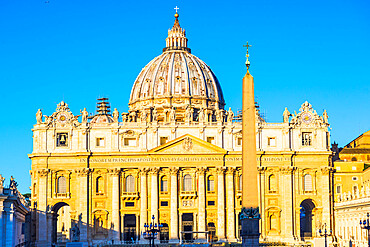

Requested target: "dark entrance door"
[
  {"left": 182, "top": 213, "right": 193, "bottom": 242},
  {"left": 300, "top": 199, "right": 315, "bottom": 240},
  {"left": 124, "top": 214, "right": 136, "bottom": 243},
  {"left": 160, "top": 223, "right": 169, "bottom": 243}
]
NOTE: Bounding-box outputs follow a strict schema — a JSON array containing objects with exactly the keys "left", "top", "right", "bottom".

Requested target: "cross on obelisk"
[
  {"left": 243, "top": 42, "right": 252, "bottom": 70},
  {"left": 240, "top": 41, "right": 260, "bottom": 247}
]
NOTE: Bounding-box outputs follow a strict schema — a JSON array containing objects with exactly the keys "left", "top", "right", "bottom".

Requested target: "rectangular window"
[
  {"left": 206, "top": 137, "right": 215, "bottom": 144},
  {"left": 160, "top": 137, "right": 168, "bottom": 145},
  {"left": 160, "top": 201, "right": 169, "bottom": 207},
  {"left": 302, "top": 132, "right": 312, "bottom": 146},
  {"left": 56, "top": 133, "right": 68, "bottom": 147},
  {"left": 125, "top": 202, "right": 135, "bottom": 207},
  {"left": 96, "top": 138, "right": 105, "bottom": 147},
  {"left": 336, "top": 185, "right": 341, "bottom": 194},
  {"left": 268, "top": 137, "right": 276, "bottom": 146},
  {"left": 207, "top": 201, "right": 215, "bottom": 206},
  {"left": 237, "top": 137, "right": 242, "bottom": 146},
  {"left": 124, "top": 138, "right": 136, "bottom": 147}
]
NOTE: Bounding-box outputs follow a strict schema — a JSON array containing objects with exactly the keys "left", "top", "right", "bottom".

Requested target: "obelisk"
[{"left": 240, "top": 42, "right": 260, "bottom": 247}]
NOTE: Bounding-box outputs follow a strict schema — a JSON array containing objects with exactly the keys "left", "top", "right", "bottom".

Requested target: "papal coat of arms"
[{"left": 182, "top": 137, "right": 193, "bottom": 151}]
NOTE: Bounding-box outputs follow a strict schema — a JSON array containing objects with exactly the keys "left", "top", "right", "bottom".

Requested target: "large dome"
[{"left": 129, "top": 13, "right": 225, "bottom": 113}]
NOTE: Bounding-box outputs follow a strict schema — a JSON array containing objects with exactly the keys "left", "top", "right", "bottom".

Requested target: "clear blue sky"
[{"left": 0, "top": 0, "right": 369, "bottom": 193}]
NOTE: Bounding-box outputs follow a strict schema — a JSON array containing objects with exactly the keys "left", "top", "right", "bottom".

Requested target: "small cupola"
[{"left": 163, "top": 10, "right": 191, "bottom": 53}]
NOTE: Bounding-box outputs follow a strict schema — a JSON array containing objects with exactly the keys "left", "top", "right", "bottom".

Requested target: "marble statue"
[
  {"left": 80, "top": 108, "right": 88, "bottom": 123},
  {"left": 323, "top": 110, "right": 328, "bottom": 123},
  {"left": 283, "top": 107, "right": 291, "bottom": 123},
  {"left": 170, "top": 107, "right": 176, "bottom": 122},
  {"left": 227, "top": 107, "right": 234, "bottom": 123},
  {"left": 36, "top": 109, "right": 43, "bottom": 124},
  {"left": 152, "top": 108, "right": 158, "bottom": 122},
  {"left": 71, "top": 223, "right": 80, "bottom": 242},
  {"left": 113, "top": 108, "right": 119, "bottom": 122}
]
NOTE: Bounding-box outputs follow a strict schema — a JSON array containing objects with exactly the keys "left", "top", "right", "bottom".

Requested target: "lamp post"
[
  {"left": 360, "top": 213, "right": 370, "bottom": 247},
  {"left": 143, "top": 215, "right": 163, "bottom": 247},
  {"left": 319, "top": 223, "right": 332, "bottom": 247}
]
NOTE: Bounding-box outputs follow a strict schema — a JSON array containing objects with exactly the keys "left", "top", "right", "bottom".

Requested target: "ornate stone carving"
[
  {"left": 279, "top": 166, "right": 296, "bottom": 174},
  {"left": 182, "top": 137, "right": 193, "bottom": 151},
  {"left": 321, "top": 166, "right": 334, "bottom": 175},
  {"left": 169, "top": 167, "right": 179, "bottom": 175},
  {"left": 226, "top": 167, "right": 235, "bottom": 175},
  {"left": 196, "top": 167, "right": 207, "bottom": 175},
  {"left": 139, "top": 168, "right": 149, "bottom": 176},
  {"left": 107, "top": 168, "right": 121, "bottom": 176},
  {"left": 239, "top": 207, "right": 260, "bottom": 220},
  {"left": 216, "top": 167, "right": 226, "bottom": 174},
  {"left": 76, "top": 168, "right": 93, "bottom": 177},
  {"left": 38, "top": 169, "right": 49, "bottom": 177},
  {"left": 149, "top": 167, "right": 160, "bottom": 174}
]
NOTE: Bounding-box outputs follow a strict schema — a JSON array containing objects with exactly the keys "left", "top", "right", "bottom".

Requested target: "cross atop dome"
[{"left": 163, "top": 9, "right": 191, "bottom": 53}]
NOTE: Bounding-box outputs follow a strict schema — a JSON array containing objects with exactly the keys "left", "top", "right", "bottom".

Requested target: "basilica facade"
[{"left": 29, "top": 13, "right": 334, "bottom": 246}]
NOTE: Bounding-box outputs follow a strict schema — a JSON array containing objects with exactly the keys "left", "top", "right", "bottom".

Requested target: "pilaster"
[
  {"left": 149, "top": 168, "right": 159, "bottom": 223},
  {"left": 216, "top": 167, "right": 226, "bottom": 241},
  {"left": 76, "top": 168, "right": 92, "bottom": 243},
  {"left": 37, "top": 169, "right": 49, "bottom": 245},
  {"left": 169, "top": 167, "right": 179, "bottom": 242},
  {"left": 139, "top": 168, "right": 148, "bottom": 243},
  {"left": 196, "top": 168, "right": 206, "bottom": 241},
  {"left": 108, "top": 168, "right": 121, "bottom": 241},
  {"left": 226, "top": 168, "right": 236, "bottom": 241}
]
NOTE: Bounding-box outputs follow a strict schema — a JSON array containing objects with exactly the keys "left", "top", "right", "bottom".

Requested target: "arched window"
[
  {"left": 161, "top": 176, "right": 168, "bottom": 192},
  {"left": 126, "top": 175, "right": 135, "bottom": 192},
  {"left": 183, "top": 174, "right": 192, "bottom": 191},
  {"left": 96, "top": 176, "right": 103, "bottom": 193},
  {"left": 304, "top": 174, "right": 313, "bottom": 191},
  {"left": 57, "top": 176, "right": 66, "bottom": 194},
  {"left": 207, "top": 175, "right": 215, "bottom": 192},
  {"left": 239, "top": 174, "right": 242, "bottom": 191},
  {"left": 268, "top": 174, "right": 277, "bottom": 192},
  {"left": 352, "top": 157, "right": 357, "bottom": 161}
]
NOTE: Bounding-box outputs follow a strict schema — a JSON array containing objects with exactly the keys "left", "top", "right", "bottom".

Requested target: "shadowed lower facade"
[{"left": 29, "top": 13, "right": 334, "bottom": 247}]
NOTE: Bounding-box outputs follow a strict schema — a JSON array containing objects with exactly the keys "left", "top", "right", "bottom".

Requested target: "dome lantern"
[{"left": 163, "top": 11, "right": 191, "bottom": 53}]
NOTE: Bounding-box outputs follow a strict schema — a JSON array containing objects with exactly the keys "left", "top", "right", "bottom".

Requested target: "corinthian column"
[
  {"left": 169, "top": 168, "right": 179, "bottom": 243},
  {"left": 139, "top": 168, "right": 148, "bottom": 243},
  {"left": 196, "top": 168, "right": 206, "bottom": 240},
  {"left": 76, "top": 168, "right": 92, "bottom": 242},
  {"left": 226, "top": 168, "right": 236, "bottom": 241},
  {"left": 149, "top": 168, "right": 159, "bottom": 221},
  {"left": 108, "top": 168, "right": 121, "bottom": 241},
  {"left": 216, "top": 167, "right": 226, "bottom": 241}
]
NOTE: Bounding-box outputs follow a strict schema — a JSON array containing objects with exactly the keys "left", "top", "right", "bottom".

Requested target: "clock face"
[
  {"left": 58, "top": 113, "right": 68, "bottom": 123},
  {"left": 301, "top": 113, "right": 312, "bottom": 124}
]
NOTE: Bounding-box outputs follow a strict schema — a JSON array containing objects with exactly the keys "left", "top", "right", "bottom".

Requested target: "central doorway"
[
  {"left": 182, "top": 213, "right": 194, "bottom": 242},
  {"left": 123, "top": 214, "right": 136, "bottom": 243},
  {"left": 51, "top": 202, "right": 71, "bottom": 244}
]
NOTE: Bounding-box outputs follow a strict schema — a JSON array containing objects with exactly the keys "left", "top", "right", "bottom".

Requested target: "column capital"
[
  {"left": 169, "top": 167, "right": 179, "bottom": 175},
  {"left": 37, "top": 169, "right": 49, "bottom": 177},
  {"left": 107, "top": 168, "right": 121, "bottom": 176},
  {"left": 279, "top": 166, "right": 296, "bottom": 175},
  {"left": 148, "top": 167, "right": 160, "bottom": 175},
  {"left": 196, "top": 167, "right": 207, "bottom": 175},
  {"left": 321, "top": 166, "right": 334, "bottom": 175},
  {"left": 226, "top": 167, "right": 236, "bottom": 175},
  {"left": 216, "top": 167, "right": 226, "bottom": 175},
  {"left": 139, "top": 168, "right": 149, "bottom": 176},
  {"left": 76, "top": 168, "right": 93, "bottom": 177}
]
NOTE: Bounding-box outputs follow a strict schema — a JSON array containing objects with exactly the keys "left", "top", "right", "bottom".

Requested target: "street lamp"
[
  {"left": 143, "top": 215, "right": 163, "bottom": 247},
  {"left": 319, "top": 223, "right": 332, "bottom": 247},
  {"left": 360, "top": 213, "right": 370, "bottom": 247}
]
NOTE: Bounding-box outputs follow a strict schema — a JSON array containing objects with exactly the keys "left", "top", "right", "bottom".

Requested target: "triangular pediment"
[{"left": 149, "top": 134, "right": 227, "bottom": 154}]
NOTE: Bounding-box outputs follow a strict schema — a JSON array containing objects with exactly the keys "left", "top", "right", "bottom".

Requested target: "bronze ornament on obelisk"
[{"left": 240, "top": 42, "right": 260, "bottom": 247}]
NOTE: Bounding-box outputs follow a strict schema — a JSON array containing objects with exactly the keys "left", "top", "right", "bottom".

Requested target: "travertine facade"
[{"left": 29, "top": 13, "right": 333, "bottom": 246}]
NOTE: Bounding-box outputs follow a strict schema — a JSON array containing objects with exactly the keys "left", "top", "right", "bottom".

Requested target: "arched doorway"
[
  {"left": 300, "top": 199, "right": 315, "bottom": 240},
  {"left": 51, "top": 202, "right": 71, "bottom": 244}
]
